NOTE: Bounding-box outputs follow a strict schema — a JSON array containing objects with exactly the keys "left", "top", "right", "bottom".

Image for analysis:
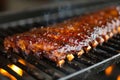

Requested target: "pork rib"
[{"left": 4, "top": 6, "right": 120, "bottom": 66}]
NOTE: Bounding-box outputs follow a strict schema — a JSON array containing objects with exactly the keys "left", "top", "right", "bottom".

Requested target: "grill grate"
[{"left": 0, "top": 1, "right": 120, "bottom": 80}]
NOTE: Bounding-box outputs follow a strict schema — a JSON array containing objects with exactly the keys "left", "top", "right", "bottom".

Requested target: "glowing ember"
[
  {"left": 117, "top": 75, "right": 120, "bottom": 80},
  {"left": 105, "top": 65, "right": 114, "bottom": 76},
  {"left": 0, "top": 68, "right": 17, "bottom": 80},
  {"left": 18, "top": 59, "right": 26, "bottom": 65},
  {"left": 8, "top": 64, "right": 23, "bottom": 76}
]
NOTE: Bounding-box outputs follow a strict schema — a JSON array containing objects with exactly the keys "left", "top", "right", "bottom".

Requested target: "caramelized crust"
[{"left": 4, "top": 6, "right": 120, "bottom": 66}]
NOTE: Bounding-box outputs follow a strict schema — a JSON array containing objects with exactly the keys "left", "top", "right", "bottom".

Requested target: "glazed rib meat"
[{"left": 4, "top": 6, "right": 120, "bottom": 66}]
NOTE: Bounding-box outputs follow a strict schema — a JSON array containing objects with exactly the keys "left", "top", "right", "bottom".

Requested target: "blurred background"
[
  {"left": 0, "top": 0, "right": 51, "bottom": 12},
  {"left": 0, "top": 0, "right": 104, "bottom": 12}
]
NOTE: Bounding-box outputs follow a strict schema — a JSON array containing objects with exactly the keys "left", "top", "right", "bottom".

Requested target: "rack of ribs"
[{"left": 4, "top": 6, "right": 120, "bottom": 66}]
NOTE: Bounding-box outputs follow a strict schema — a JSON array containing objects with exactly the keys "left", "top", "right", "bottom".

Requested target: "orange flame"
[
  {"left": 117, "top": 75, "right": 120, "bottom": 80},
  {"left": 0, "top": 59, "right": 26, "bottom": 80},
  {"left": 105, "top": 65, "right": 114, "bottom": 76},
  {"left": 8, "top": 64, "right": 23, "bottom": 76},
  {"left": 18, "top": 59, "right": 26, "bottom": 66},
  {"left": 0, "top": 68, "right": 17, "bottom": 80}
]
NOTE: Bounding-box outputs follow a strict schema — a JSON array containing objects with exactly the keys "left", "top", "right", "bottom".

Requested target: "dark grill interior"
[{"left": 0, "top": 1, "right": 120, "bottom": 80}]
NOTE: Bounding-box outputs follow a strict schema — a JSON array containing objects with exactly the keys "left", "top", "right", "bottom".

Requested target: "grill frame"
[{"left": 0, "top": 0, "right": 120, "bottom": 80}]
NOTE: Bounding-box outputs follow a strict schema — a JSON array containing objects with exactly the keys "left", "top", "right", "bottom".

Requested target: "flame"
[
  {"left": 117, "top": 75, "right": 120, "bottom": 80},
  {"left": 0, "top": 59, "right": 25, "bottom": 80},
  {"left": 0, "top": 68, "right": 17, "bottom": 80},
  {"left": 18, "top": 59, "right": 26, "bottom": 65},
  {"left": 105, "top": 65, "right": 114, "bottom": 76},
  {"left": 8, "top": 64, "right": 23, "bottom": 76}
]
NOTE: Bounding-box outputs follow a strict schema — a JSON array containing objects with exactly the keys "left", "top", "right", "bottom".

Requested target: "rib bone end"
[
  {"left": 67, "top": 54, "right": 74, "bottom": 62},
  {"left": 102, "top": 35, "right": 109, "bottom": 41},
  {"left": 84, "top": 45, "right": 91, "bottom": 53},
  {"left": 96, "top": 37, "right": 105, "bottom": 44},
  {"left": 113, "top": 28, "right": 118, "bottom": 34},
  {"left": 57, "top": 60, "right": 65, "bottom": 67},
  {"left": 91, "top": 40, "right": 98, "bottom": 48},
  {"left": 77, "top": 49, "right": 84, "bottom": 58},
  {"left": 118, "top": 26, "right": 120, "bottom": 33},
  {"left": 108, "top": 32, "right": 114, "bottom": 38}
]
